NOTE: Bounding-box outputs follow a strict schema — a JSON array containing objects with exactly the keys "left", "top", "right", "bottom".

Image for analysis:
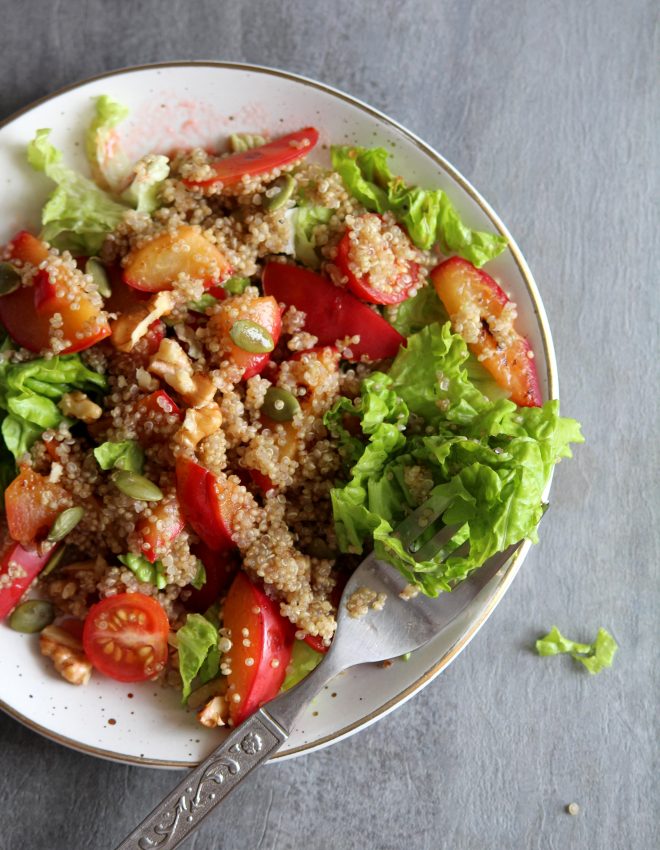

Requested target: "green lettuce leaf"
[
  {"left": 85, "top": 96, "right": 168, "bottom": 213},
  {"left": 196, "top": 603, "right": 221, "bottom": 684},
  {"left": 388, "top": 322, "right": 489, "bottom": 425},
  {"left": 1, "top": 416, "right": 42, "bottom": 462},
  {"left": 118, "top": 553, "right": 167, "bottom": 589},
  {"left": 191, "top": 560, "right": 206, "bottom": 591},
  {"left": 536, "top": 626, "right": 618, "bottom": 674},
  {"left": 93, "top": 440, "right": 144, "bottom": 473},
  {"left": 327, "top": 323, "right": 583, "bottom": 595},
  {"left": 384, "top": 285, "right": 448, "bottom": 337},
  {"left": 0, "top": 354, "right": 108, "bottom": 464},
  {"left": 436, "top": 192, "right": 509, "bottom": 269},
  {"left": 292, "top": 205, "right": 332, "bottom": 269},
  {"left": 121, "top": 154, "right": 169, "bottom": 215},
  {"left": 177, "top": 613, "right": 219, "bottom": 702},
  {"left": 281, "top": 640, "right": 324, "bottom": 691},
  {"left": 85, "top": 95, "right": 130, "bottom": 189},
  {"left": 28, "top": 128, "right": 128, "bottom": 255},
  {"left": 384, "top": 287, "right": 510, "bottom": 400},
  {"left": 7, "top": 394, "right": 61, "bottom": 428},
  {"left": 330, "top": 145, "right": 507, "bottom": 265}
]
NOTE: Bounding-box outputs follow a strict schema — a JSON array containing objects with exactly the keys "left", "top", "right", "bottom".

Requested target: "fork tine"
[
  {"left": 392, "top": 504, "right": 437, "bottom": 548},
  {"left": 412, "top": 523, "right": 462, "bottom": 560},
  {"left": 393, "top": 496, "right": 449, "bottom": 549}
]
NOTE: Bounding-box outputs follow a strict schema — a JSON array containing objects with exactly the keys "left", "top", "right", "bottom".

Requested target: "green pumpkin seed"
[
  {"left": 229, "top": 320, "right": 274, "bottom": 354},
  {"left": 0, "top": 262, "right": 21, "bottom": 296},
  {"left": 111, "top": 470, "right": 163, "bottom": 502},
  {"left": 9, "top": 600, "right": 55, "bottom": 633},
  {"left": 85, "top": 257, "right": 111, "bottom": 298},
  {"left": 262, "top": 387, "right": 300, "bottom": 422},
  {"left": 47, "top": 506, "right": 84, "bottom": 542},
  {"left": 229, "top": 132, "right": 266, "bottom": 153},
  {"left": 41, "top": 546, "right": 67, "bottom": 577},
  {"left": 223, "top": 276, "right": 250, "bottom": 295},
  {"left": 264, "top": 174, "right": 295, "bottom": 212}
]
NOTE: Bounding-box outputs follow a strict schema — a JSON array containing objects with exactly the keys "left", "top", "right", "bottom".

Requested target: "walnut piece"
[
  {"left": 111, "top": 290, "right": 176, "bottom": 353},
  {"left": 58, "top": 391, "right": 102, "bottom": 423},
  {"left": 148, "top": 338, "right": 216, "bottom": 408},
  {"left": 39, "top": 624, "right": 92, "bottom": 685},
  {"left": 197, "top": 695, "right": 228, "bottom": 728},
  {"left": 174, "top": 403, "right": 223, "bottom": 451}
]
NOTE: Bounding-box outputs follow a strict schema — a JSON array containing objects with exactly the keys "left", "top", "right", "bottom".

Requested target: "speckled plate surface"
[{"left": 0, "top": 62, "right": 557, "bottom": 768}]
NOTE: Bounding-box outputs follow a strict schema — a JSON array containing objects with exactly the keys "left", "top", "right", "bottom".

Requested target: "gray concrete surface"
[{"left": 0, "top": 1, "right": 657, "bottom": 848}]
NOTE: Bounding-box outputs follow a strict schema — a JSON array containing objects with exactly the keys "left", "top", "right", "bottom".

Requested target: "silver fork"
[{"left": 116, "top": 503, "right": 526, "bottom": 850}]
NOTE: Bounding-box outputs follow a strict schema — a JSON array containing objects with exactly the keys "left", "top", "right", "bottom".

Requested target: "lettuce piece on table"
[{"left": 536, "top": 626, "right": 618, "bottom": 674}]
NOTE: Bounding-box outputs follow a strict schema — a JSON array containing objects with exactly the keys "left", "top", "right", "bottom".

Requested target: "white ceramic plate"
[{"left": 0, "top": 62, "right": 557, "bottom": 767}]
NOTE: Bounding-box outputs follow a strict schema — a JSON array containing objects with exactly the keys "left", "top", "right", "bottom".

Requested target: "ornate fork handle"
[
  {"left": 115, "top": 710, "right": 287, "bottom": 850},
  {"left": 115, "top": 651, "right": 344, "bottom": 850}
]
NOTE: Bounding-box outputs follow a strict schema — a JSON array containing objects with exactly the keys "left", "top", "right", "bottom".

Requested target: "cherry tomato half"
[
  {"left": 82, "top": 593, "right": 170, "bottom": 682},
  {"left": 335, "top": 215, "right": 421, "bottom": 305}
]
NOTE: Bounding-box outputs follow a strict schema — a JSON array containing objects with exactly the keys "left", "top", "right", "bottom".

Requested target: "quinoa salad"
[{"left": 0, "top": 97, "right": 582, "bottom": 729}]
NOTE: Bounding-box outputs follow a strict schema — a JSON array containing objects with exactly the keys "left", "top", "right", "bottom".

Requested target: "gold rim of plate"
[{"left": 0, "top": 61, "right": 558, "bottom": 768}]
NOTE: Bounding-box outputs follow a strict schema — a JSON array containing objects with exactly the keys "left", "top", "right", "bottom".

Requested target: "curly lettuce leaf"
[
  {"left": 85, "top": 96, "right": 169, "bottom": 213},
  {"left": 327, "top": 323, "right": 583, "bottom": 595},
  {"left": 388, "top": 321, "right": 489, "bottom": 425},
  {"left": 281, "top": 640, "right": 324, "bottom": 691},
  {"left": 536, "top": 626, "right": 618, "bottom": 674},
  {"left": 0, "top": 354, "right": 107, "bottom": 464},
  {"left": 177, "top": 613, "right": 219, "bottom": 702},
  {"left": 331, "top": 145, "right": 507, "bottom": 265},
  {"left": 85, "top": 95, "right": 130, "bottom": 189},
  {"left": 28, "top": 129, "right": 128, "bottom": 255}
]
